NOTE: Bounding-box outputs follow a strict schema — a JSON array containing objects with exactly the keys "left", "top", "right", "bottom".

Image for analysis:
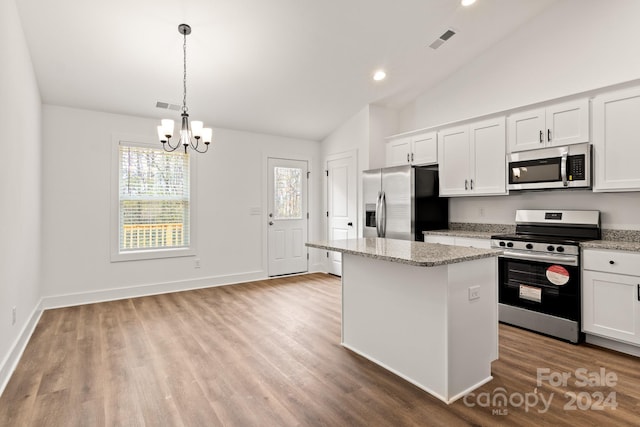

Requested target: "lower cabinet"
[{"left": 582, "top": 249, "right": 640, "bottom": 346}]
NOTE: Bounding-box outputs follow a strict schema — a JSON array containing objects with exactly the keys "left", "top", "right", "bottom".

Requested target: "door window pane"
[{"left": 274, "top": 167, "right": 302, "bottom": 219}]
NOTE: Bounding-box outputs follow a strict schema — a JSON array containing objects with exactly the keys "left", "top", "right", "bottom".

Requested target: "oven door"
[{"left": 498, "top": 253, "right": 581, "bottom": 321}]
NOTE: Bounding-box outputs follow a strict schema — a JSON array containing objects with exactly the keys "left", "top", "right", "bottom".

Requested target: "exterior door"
[
  {"left": 326, "top": 151, "right": 357, "bottom": 276},
  {"left": 267, "top": 158, "right": 308, "bottom": 276}
]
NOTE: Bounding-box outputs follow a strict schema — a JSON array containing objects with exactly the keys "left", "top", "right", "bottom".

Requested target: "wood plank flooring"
[{"left": 1, "top": 273, "right": 639, "bottom": 426}]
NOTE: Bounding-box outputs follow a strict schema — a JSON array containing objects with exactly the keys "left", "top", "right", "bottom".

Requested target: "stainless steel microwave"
[{"left": 507, "top": 143, "right": 592, "bottom": 191}]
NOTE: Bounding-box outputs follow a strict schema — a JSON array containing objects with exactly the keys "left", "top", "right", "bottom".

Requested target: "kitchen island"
[{"left": 306, "top": 238, "right": 501, "bottom": 404}]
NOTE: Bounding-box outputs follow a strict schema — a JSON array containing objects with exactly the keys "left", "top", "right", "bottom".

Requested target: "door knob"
[
  {"left": 347, "top": 222, "right": 353, "bottom": 227},
  {"left": 269, "top": 213, "right": 273, "bottom": 218},
  {"left": 269, "top": 221, "right": 274, "bottom": 226}
]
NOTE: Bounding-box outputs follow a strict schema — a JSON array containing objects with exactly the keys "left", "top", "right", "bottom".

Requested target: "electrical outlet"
[
  {"left": 468, "top": 286, "right": 480, "bottom": 301},
  {"left": 12, "top": 307, "right": 16, "bottom": 325},
  {"left": 194, "top": 258, "right": 201, "bottom": 269}
]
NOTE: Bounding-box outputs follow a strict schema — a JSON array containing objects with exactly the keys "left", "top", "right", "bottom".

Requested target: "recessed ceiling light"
[
  {"left": 461, "top": 0, "right": 476, "bottom": 6},
  {"left": 373, "top": 70, "right": 387, "bottom": 81}
]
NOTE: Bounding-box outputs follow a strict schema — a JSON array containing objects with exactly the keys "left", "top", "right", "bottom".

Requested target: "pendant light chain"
[{"left": 182, "top": 30, "right": 188, "bottom": 114}]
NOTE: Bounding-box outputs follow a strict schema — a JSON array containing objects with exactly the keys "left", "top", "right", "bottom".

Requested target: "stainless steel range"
[{"left": 491, "top": 210, "right": 601, "bottom": 343}]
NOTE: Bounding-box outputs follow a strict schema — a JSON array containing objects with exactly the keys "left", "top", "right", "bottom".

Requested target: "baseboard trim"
[
  {"left": 585, "top": 334, "right": 640, "bottom": 357},
  {"left": 41, "top": 270, "right": 267, "bottom": 310},
  {"left": 0, "top": 300, "right": 43, "bottom": 398}
]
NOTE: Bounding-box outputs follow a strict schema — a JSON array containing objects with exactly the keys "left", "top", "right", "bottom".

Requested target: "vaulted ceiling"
[{"left": 16, "top": 0, "right": 557, "bottom": 140}]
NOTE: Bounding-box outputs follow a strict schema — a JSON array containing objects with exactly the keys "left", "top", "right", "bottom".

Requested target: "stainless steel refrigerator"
[{"left": 363, "top": 165, "right": 448, "bottom": 241}]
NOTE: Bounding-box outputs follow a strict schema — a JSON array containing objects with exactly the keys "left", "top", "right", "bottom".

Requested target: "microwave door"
[{"left": 509, "top": 158, "right": 562, "bottom": 190}]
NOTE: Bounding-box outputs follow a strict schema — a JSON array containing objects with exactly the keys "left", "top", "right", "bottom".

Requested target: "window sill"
[{"left": 111, "top": 247, "right": 196, "bottom": 262}]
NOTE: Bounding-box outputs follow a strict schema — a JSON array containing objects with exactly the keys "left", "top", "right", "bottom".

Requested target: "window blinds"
[{"left": 118, "top": 144, "right": 190, "bottom": 251}]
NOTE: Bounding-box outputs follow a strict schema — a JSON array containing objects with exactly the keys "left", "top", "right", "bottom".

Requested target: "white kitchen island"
[{"left": 306, "top": 237, "right": 501, "bottom": 404}]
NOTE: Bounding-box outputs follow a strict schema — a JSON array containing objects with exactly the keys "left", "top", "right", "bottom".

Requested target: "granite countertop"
[
  {"left": 425, "top": 223, "right": 640, "bottom": 253},
  {"left": 580, "top": 240, "right": 640, "bottom": 252},
  {"left": 306, "top": 238, "right": 501, "bottom": 267},
  {"left": 423, "top": 230, "right": 496, "bottom": 239},
  {"left": 424, "top": 223, "right": 514, "bottom": 240}
]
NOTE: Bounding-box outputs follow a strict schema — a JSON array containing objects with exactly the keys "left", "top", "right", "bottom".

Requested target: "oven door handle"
[{"left": 501, "top": 250, "right": 578, "bottom": 266}]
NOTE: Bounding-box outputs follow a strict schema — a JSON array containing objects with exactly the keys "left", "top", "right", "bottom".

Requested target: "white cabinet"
[
  {"left": 582, "top": 249, "right": 640, "bottom": 346},
  {"left": 424, "top": 235, "right": 491, "bottom": 249},
  {"left": 592, "top": 86, "right": 640, "bottom": 191},
  {"left": 507, "top": 98, "right": 590, "bottom": 152},
  {"left": 438, "top": 117, "right": 507, "bottom": 197},
  {"left": 386, "top": 131, "right": 437, "bottom": 167},
  {"left": 386, "top": 136, "right": 411, "bottom": 167}
]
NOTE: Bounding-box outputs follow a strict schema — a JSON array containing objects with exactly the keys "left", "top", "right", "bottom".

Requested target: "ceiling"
[{"left": 16, "top": 0, "right": 558, "bottom": 141}]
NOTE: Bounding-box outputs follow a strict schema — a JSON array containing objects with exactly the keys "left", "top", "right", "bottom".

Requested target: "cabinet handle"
[
  {"left": 411, "top": 152, "right": 414, "bottom": 162},
  {"left": 539, "top": 130, "right": 543, "bottom": 143},
  {"left": 637, "top": 284, "right": 640, "bottom": 301},
  {"left": 470, "top": 179, "right": 474, "bottom": 190},
  {"left": 465, "top": 179, "right": 468, "bottom": 190},
  {"left": 609, "top": 260, "right": 615, "bottom": 265},
  {"left": 407, "top": 153, "right": 410, "bottom": 163},
  {"left": 547, "top": 129, "right": 552, "bottom": 142}
]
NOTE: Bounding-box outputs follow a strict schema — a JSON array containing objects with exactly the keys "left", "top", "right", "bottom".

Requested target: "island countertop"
[{"left": 306, "top": 237, "right": 501, "bottom": 267}]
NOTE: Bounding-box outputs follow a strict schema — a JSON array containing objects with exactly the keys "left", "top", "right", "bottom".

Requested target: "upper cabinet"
[
  {"left": 438, "top": 117, "right": 507, "bottom": 197},
  {"left": 385, "top": 131, "right": 437, "bottom": 167},
  {"left": 507, "top": 98, "right": 590, "bottom": 152},
  {"left": 592, "top": 85, "right": 640, "bottom": 192}
]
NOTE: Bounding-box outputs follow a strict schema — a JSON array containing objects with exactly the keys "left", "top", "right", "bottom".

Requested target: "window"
[
  {"left": 273, "top": 167, "right": 302, "bottom": 220},
  {"left": 112, "top": 139, "right": 196, "bottom": 261}
]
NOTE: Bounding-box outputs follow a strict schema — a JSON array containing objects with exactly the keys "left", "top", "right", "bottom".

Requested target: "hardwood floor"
[{"left": 1, "top": 273, "right": 639, "bottom": 426}]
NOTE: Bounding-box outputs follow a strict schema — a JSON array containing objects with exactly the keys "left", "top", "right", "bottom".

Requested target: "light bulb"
[
  {"left": 161, "top": 119, "right": 174, "bottom": 137},
  {"left": 157, "top": 126, "right": 166, "bottom": 142},
  {"left": 373, "top": 70, "right": 386, "bottom": 81},
  {"left": 191, "top": 121, "right": 203, "bottom": 138},
  {"left": 202, "top": 128, "right": 213, "bottom": 144}
]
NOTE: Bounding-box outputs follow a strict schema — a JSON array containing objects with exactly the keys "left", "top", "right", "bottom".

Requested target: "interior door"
[
  {"left": 267, "top": 158, "right": 308, "bottom": 276},
  {"left": 326, "top": 151, "right": 357, "bottom": 276}
]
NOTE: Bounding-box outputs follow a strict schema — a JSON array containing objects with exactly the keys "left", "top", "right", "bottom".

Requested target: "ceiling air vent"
[
  {"left": 155, "top": 101, "right": 181, "bottom": 111},
  {"left": 429, "top": 29, "right": 456, "bottom": 50}
]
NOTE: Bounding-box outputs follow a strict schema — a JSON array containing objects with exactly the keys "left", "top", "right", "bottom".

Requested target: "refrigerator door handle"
[
  {"left": 380, "top": 191, "right": 387, "bottom": 237},
  {"left": 375, "top": 191, "right": 382, "bottom": 237}
]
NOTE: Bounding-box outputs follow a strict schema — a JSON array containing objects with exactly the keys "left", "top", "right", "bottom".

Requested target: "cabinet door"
[
  {"left": 507, "top": 108, "right": 545, "bottom": 152},
  {"left": 546, "top": 98, "right": 590, "bottom": 147},
  {"left": 438, "top": 125, "right": 470, "bottom": 196},
  {"left": 583, "top": 270, "right": 640, "bottom": 345},
  {"left": 410, "top": 132, "right": 438, "bottom": 166},
  {"left": 385, "top": 137, "right": 411, "bottom": 167},
  {"left": 470, "top": 117, "right": 507, "bottom": 196},
  {"left": 593, "top": 86, "right": 640, "bottom": 191}
]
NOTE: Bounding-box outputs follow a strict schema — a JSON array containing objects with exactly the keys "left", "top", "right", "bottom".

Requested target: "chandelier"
[{"left": 157, "top": 24, "right": 212, "bottom": 153}]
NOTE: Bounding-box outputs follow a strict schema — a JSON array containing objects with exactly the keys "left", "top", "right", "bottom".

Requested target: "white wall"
[
  {"left": 369, "top": 104, "right": 398, "bottom": 169},
  {"left": 319, "top": 105, "right": 399, "bottom": 247},
  {"left": 397, "top": 0, "right": 640, "bottom": 229},
  {"left": 0, "top": 0, "right": 43, "bottom": 393},
  {"left": 41, "top": 105, "right": 321, "bottom": 304}
]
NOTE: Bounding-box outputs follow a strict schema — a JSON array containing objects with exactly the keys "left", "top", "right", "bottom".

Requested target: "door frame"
[
  {"left": 324, "top": 149, "right": 358, "bottom": 274},
  {"left": 263, "top": 152, "right": 312, "bottom": 277}
]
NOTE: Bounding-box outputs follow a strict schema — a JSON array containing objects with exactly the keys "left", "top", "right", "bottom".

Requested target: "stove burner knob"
[
  {"left": 556, "top": 246, "right": 565, "bottom": 253},
  {"left": 506, "top": 242, "right": 514, "bottom": 248},
  {"left": 547, "top": 245, "right": 555, "bottom": 252},
  {"left": 498, "top": 241, "right": 506, "bottom": 247},
  {"left": 526, "top": 243, "right": 533, "bottom": 250}
]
